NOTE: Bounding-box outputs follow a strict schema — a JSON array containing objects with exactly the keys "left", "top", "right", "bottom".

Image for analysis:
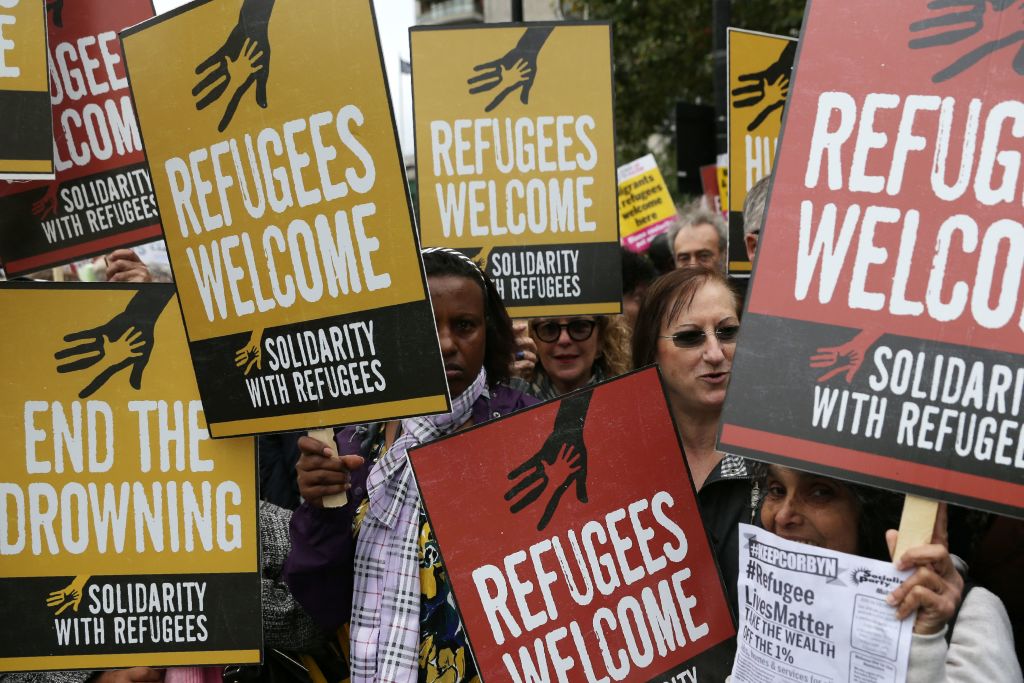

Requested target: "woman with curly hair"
[{"left": 512, "top": 315, "right": 631, "bottom": 400}]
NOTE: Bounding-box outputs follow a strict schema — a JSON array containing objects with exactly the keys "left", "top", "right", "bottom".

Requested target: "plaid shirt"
[{"left": 349, "top": 369, "right": 488, "bottom": 683}]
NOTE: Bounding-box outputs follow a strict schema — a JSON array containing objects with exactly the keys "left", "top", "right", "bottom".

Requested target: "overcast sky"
[{"left": 151, "top": 0, "right": 417, "bottom": 153}]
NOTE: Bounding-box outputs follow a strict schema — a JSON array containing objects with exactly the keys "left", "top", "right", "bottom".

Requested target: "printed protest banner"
[
  {"left": 0, "top": 0, "right": 52, "bottom": 179},
  {"left": 121, "top": 0, "right": 449, "bottom": 438},
  {"left": 412, "top": 22, "right": 621, "bottom": 317},
  {"left": 727, "top": 28, "right": 796, "bottom": 276},
  {"left": 0, "top": 0, "right": 160, "bottom": 276},
  {"left": 0, "top": 282, "right": 259, "bottom": 672},
  {"left": 409, "top": 368, "right": 735, "bottom": 682},
  {"left": 731, "top": 525, "right": 913, "bottom": 683},
  {"left": 617, "top": 154, "right": 676, "bottom": 253},
  {"left": 720, "top": 1, "right": 1024, "bottom": 520}
]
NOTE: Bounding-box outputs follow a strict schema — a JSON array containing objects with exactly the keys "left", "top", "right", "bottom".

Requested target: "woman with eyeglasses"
[
  {"left": 631, "top": 266, "right": 752, "bottom": 625},
  {"left": 283, "top": 248, "right": 536, "bottom": 683},
  {"left": 512, "top": 316, "right": 630, "bottom": 400}
]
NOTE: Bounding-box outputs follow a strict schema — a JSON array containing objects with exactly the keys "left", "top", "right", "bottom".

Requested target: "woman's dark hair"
[
  {"left": 422, "top": 248, "right": 515, "bottom": 386},
  {"left": 850, "top": 483, "right": 904, "bottom": 561},
  {"left": 621, "top": 247, "right": 658, "bottom": 296},
  {"left": 631, "top": 266, "right": 740, "bottom": 369}
]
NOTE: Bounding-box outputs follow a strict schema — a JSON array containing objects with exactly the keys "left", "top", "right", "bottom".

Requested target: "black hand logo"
[
  {"left": 505, "top": 391, "right": 590, "bottom": 531},
  {"left": 468, "top": 26, "right": 552, "bottom": 112},
  {"left": 731, "top": 41, "right": 796, "bottom": 132},
  {"left": 908, "top": 0, "right": 1024, "bottom": 81},
  {"left": 32, "top": 184, "right": 59, "bottom": 220},
  {"left": 55, "top": 288, "right": 174, "bottom": 399},
  {"left": 46, "top": 0, "right": 64, "bottom": 28},
  {"left": 192, "top": 0, "right": 275, "bottom": 132}
]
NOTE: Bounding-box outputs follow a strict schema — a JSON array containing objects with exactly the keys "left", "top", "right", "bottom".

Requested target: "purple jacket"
[{"left": 283, "top": 384, "right": 537, "bottom": 630}]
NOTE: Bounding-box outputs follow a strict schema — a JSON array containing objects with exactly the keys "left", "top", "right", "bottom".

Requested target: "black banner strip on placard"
[
  {"left": 191, "top": 300, "right": 450, "bottom": 424},
  {"left": 472, "top": 242, "right": 622, "bottom": 308},
  {"left": 0, "top": 161, "right": 161, "bottom": 274},
  {"left": 0, "top": 573, "right": 261, "bottom": 658},
  {"left": 723, "top": 313, "right": 1024, "bottom": 516},
  {"left": 0, "top": 90, "right": 52, "bottom": 161}
]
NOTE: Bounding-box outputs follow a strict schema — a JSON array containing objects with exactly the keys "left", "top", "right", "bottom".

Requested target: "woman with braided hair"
[{"left": 283, "top": 248, "right": 536, "bottom": 683}]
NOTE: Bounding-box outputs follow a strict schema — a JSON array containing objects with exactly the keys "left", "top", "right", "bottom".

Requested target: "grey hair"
[
  {"left": 666, "top": 203, "right": 727, "bottom": 256},
  {"left": 743, "top": 175, "right": 772, "bottom": 236}
]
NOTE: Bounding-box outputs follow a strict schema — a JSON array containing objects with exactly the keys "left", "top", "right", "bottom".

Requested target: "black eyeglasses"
[
  {"left": 659, "top": 324, "right": 740, "bottom": 348},
  {"left": 533, "top": 319, "right": 597, "bottom": 343}
]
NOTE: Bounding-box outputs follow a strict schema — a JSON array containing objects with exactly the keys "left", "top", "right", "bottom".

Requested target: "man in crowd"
[
  {"left": 743, "top": 174, "right": 772, "bottom": 263},
  {"left": 667, "top": 206, "right": 727, "bottom": 271}
]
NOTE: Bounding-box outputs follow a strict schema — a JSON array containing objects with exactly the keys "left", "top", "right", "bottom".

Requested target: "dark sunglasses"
[
  {"left": 659, "top": 324, "right": 740, "bottom": 348},
  {"left": 533, "top": 319, "right": 597, "bottom": 343}
]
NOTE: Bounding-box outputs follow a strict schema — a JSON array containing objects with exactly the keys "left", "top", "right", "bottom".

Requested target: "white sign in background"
[{"left": 731, "top": 524, "right": 914, "bottom": 683}]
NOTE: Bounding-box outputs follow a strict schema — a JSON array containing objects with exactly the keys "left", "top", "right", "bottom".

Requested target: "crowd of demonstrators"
[
  {"left": 509, "top": 314, "right": 630, "bottom": 400},
  {"left": 282, "top": 248, "right": 536, "bottom": 683},
  {"left": 760, "top": 466, "right": 1022, "bottom": 682},
  {"left": 7, "top": 236, "right": 1022, "bottom": 680}
]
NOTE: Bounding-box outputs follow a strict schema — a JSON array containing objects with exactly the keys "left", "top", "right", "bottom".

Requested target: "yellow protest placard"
[
  {"left": 617, "top": 153, "right": 676, "bottom": 253},
  {"left": 0, "top": 283, "right": 259, "bottom": 671},
  {"left": 121, "top": 0, "right": 449, "bottom": 437},
  {"left": 727, "top": 28, "right": 796, "bottom": 275},
  {"left": 0, "top": 0, "right": 53, "bottom": 179},
  {"left": 412, "top": 22, "right": 621, "bottom": 317}
]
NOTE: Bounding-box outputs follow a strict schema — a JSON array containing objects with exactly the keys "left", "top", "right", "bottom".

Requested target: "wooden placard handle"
[
  {"left": 892, "top": 494, "right": 938, "bottom": 562},
  {"left": 307, "top": 427, "right": 348, "bottom": 509}
]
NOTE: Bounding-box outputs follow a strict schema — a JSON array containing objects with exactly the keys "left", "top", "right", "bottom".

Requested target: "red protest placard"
[
  {"left": 409, "top": 368, "right": 735, "bottom": 682},
  {"left": 0, "top": 0, "right": 159, "bottom": 276},
  {"left": 720, "top": 1, "right": 1024, "bottom": 518}
]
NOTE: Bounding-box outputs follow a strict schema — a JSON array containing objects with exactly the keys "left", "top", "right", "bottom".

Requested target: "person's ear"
[{"left": 745, "top": 233, "right": 758, "bottom": 262}]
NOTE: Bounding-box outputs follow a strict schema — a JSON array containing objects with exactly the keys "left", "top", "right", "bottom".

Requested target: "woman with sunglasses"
[
  {"left": 283, "top": 248, "right": 536, "bottom": 683},
  {"left": 632, "top": 266, "right": 752, "bottom": 622},
  {"left": 513, "top": 316, "right": 630, "bottom": 400}
]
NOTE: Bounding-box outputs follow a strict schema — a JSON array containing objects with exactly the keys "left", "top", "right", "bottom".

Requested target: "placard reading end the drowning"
[
  {"left": 121, "top": 0, "right": 449, "bottom": 437},
  {"left": 0, "top": 283, "right": 259, "bottom": 672},
  {"left": 412, "top": 22, "right": 621, "bottom": 318}
]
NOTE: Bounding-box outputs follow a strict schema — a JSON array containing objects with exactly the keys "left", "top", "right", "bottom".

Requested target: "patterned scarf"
[{"left": 349, "top": 368, "right": 488, "bottom": 683}]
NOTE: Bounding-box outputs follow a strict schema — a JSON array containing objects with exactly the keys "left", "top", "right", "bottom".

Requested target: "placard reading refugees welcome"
[
  {"left": 412, "top": 22, "right": 621, "bottom": 317},
  {"left": 0, "top": 283, "right": 260, "bottom": 672},
  {"left": 721, "top": 1, "right": 1024, "bottom": 519},
  {"left": 727, "top": 28, "right": 796, "bottom": 276},
  {"left": 0, "top": 0, "right": 52, "bottom": 179},
  {"left": 122, "top": 0, "right": 449, "bottom": 438},
  {"left": 617, "top": 154, "right": 676, "bottom": 253},
  {"left": 0, "top": 0, "right": 160, "bottom": 276},
  {"left": 410, "top": 369, "right": 735, "bottom": 682}
]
